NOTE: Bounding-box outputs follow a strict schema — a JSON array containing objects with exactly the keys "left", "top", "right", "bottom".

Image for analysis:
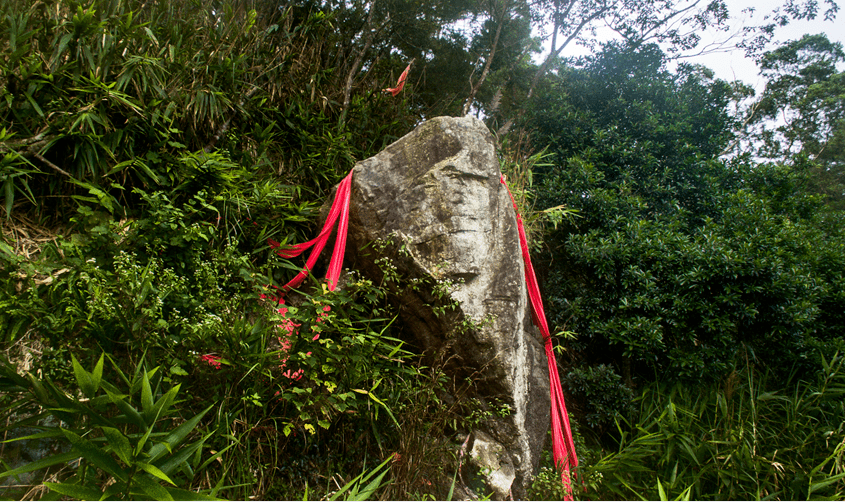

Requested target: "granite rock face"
[{"left": 343, "top": 116, "right": 550, "bottom": 498}]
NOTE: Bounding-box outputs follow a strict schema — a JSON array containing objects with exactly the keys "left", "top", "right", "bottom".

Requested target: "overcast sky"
[
  {"left": 554, "top": 0, "right": 843, "bottom": 93},
  {"left": 687, "top": 0, "right": 843, "bottom": 91}
]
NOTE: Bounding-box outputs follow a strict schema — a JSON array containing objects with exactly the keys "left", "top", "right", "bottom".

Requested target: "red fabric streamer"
[
  {"left": 268, "top": 170, "right": 354, "bottom": 293},
  {"left": 384, "top": 62, "right": 412, "bottom": 97},
  {"left": 500, "top": 175, "right": 578, "bottom": 500}
]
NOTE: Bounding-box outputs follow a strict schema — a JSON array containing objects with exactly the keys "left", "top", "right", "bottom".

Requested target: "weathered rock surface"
[{"left": 343, "top": 115, "right": 550, "bottom": 498}]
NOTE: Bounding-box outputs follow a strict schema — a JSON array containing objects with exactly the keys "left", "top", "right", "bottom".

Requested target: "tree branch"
[
  {"left": 33, "top": 152, "right": 72, "bottom": 178},
  {"left": 462, "top": 1, "right": 506, "bottom": 117},
  {"left": 497, "top": 6, "right": 607, "bottom": 137}
]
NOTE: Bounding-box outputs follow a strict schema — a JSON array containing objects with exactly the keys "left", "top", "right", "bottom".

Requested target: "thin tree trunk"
[
  {"left": 340, "top": 0, "right": 378, "bottom": 125},
  {"left": 497, "top": 3, "right": 606, "bottom": 136},
  {"left": 462, "top": 6, "right": 504, "bottom": 117}
]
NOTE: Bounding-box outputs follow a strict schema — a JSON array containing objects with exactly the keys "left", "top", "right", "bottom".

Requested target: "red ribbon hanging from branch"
[
  {"left": 384, "top": 61, "right": 413, "bottom": 97},
  {"left": 500, "top": 175, "right": 578, "bottom": 500}
]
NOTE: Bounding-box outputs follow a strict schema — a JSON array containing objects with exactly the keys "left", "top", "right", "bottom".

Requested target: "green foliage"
[
  {"left": 0, "top": 0, "right": 415, "bottom": 221},
  {"left": 576, "top": 351, "right": 845, "bottom": 500},
  {"left": 563, "top": 364, "right": 633, "bottom": 434},
  {"left": 326, "top": 453, "right": 395, "bottom": 501},
  {"left": 749, "top": 33, "right": 845, "bottom": 210},
  {"left": 0, "top": 231, "right": 445, "bottom": 499},
  {"left": 2, "top": 0, "right": 845, "bottom": 499},
  {"left": 0, "top": 353, "right": 220, "bottom": 500},
  {"left": 533, "top": 42, "right": 845, "bottom": 383},
  {"left": 755, "top": 34, "right": 845, "bottom": 161}
]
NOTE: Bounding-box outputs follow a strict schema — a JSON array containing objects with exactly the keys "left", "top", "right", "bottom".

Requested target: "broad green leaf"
[
  {"left": 0, "top": 451, "right": 80, "bottom": 479},
  {"left": 61, "top": 429, "right": 128, "bottom": 482},
  {"left": 44, "top": 481, "right": 103, "bottom": 500},
  {"left": 102, "top": 427, "right": 133, "bottom": 465}
]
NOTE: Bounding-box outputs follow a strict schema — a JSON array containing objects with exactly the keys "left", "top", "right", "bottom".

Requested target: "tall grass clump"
[{"left": 571, "top": 349, "right": 845, "bottom": 500}]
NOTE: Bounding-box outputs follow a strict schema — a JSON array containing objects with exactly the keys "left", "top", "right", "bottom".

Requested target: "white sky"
[
  {"left": 687, "top": 0, "right": 844, "bottom": 91},
  {"left": 553, "top": 0, "right": 844, "bottom": 93}
]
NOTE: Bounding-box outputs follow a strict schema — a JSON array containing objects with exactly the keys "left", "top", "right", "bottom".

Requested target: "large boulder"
[{"left": 343, "top": 116, "right": 550, "bottom": 498}]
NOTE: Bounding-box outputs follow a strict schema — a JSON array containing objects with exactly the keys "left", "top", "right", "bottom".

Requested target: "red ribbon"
[
  {"left": 500, "top": 175, "right": 578, "bottom": 500},
  {"left": 268, "top": 170, "right": 354, "bottom": 293},
  {"left": 384, "top": 62, "right": 412, "bottom": 97}
]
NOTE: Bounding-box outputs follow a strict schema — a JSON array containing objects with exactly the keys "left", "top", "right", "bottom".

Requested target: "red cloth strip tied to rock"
[
  {"left": 268, "top": 170, "right": 354, "bottom": 294},
  {"left": 501, "top": 174, "right": 578, "bottom": 500}
]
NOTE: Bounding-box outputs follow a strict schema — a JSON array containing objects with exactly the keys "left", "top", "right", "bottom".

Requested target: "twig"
[
  {"left": 462, "top": 3, "right": 504, "bottom": 117},
  {"left": 33, "top": 153, "right": 72, "bottom": 178}
]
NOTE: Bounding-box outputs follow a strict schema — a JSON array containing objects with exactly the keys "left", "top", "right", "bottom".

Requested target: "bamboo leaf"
[
  {"left": 22, "top": 91, "right": 44, "bottom": 117},
  {"left": 137, "top": 462, "right": 177, "bottom": 486},
  {"left": 0, "top": 451, "right": 80, "bottom": 479},
  {"left": 3, "top": 178, "right": 14, "bottom": 217},
  {"left": 61, "top": 429, "right": 128, "bottom": 482},
  {"left": 141, "top": 368, "right": 154, "bottom": 416},
  {"left": 135, "top": 473, "right": 173, "bottom": 501},
  {"left": 72, "top": 354, "right": 97, "bottom": 399},
  {"left": 102, "top": 426, "right": 133, "bottom": 465},
  {"left": 808, "top": 472, "right": 845, "bottom": 496},
  {"left": 148, "top": 405, "right": 212, "bottom": 463},
  {"left": 44, "top": 481, "right": 103, "bottom": 500},
  {"left": 104, "top": 387, "right": 146, "bottom": 429},
  {"left": 156, "top": 435, "right": 209, "bottom": 476},
  {"left": 91, "top": 353, "right": 104, "bottom": 390},
  {"left": 164, "top": 486, "right": 223, "bottom": 501}
]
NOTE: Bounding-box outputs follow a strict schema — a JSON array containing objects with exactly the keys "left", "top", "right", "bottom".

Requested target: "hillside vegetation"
[{"left": 1, "top": 0, "right": 844, "bottom": 499}]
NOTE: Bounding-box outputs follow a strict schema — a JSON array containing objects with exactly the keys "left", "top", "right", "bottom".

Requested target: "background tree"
[
  {"left": 530, "top": 42, "right": 845, "bottom": 386},
  {"left": 746, "top": 34, "right": 845, "bottom": 209}
]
